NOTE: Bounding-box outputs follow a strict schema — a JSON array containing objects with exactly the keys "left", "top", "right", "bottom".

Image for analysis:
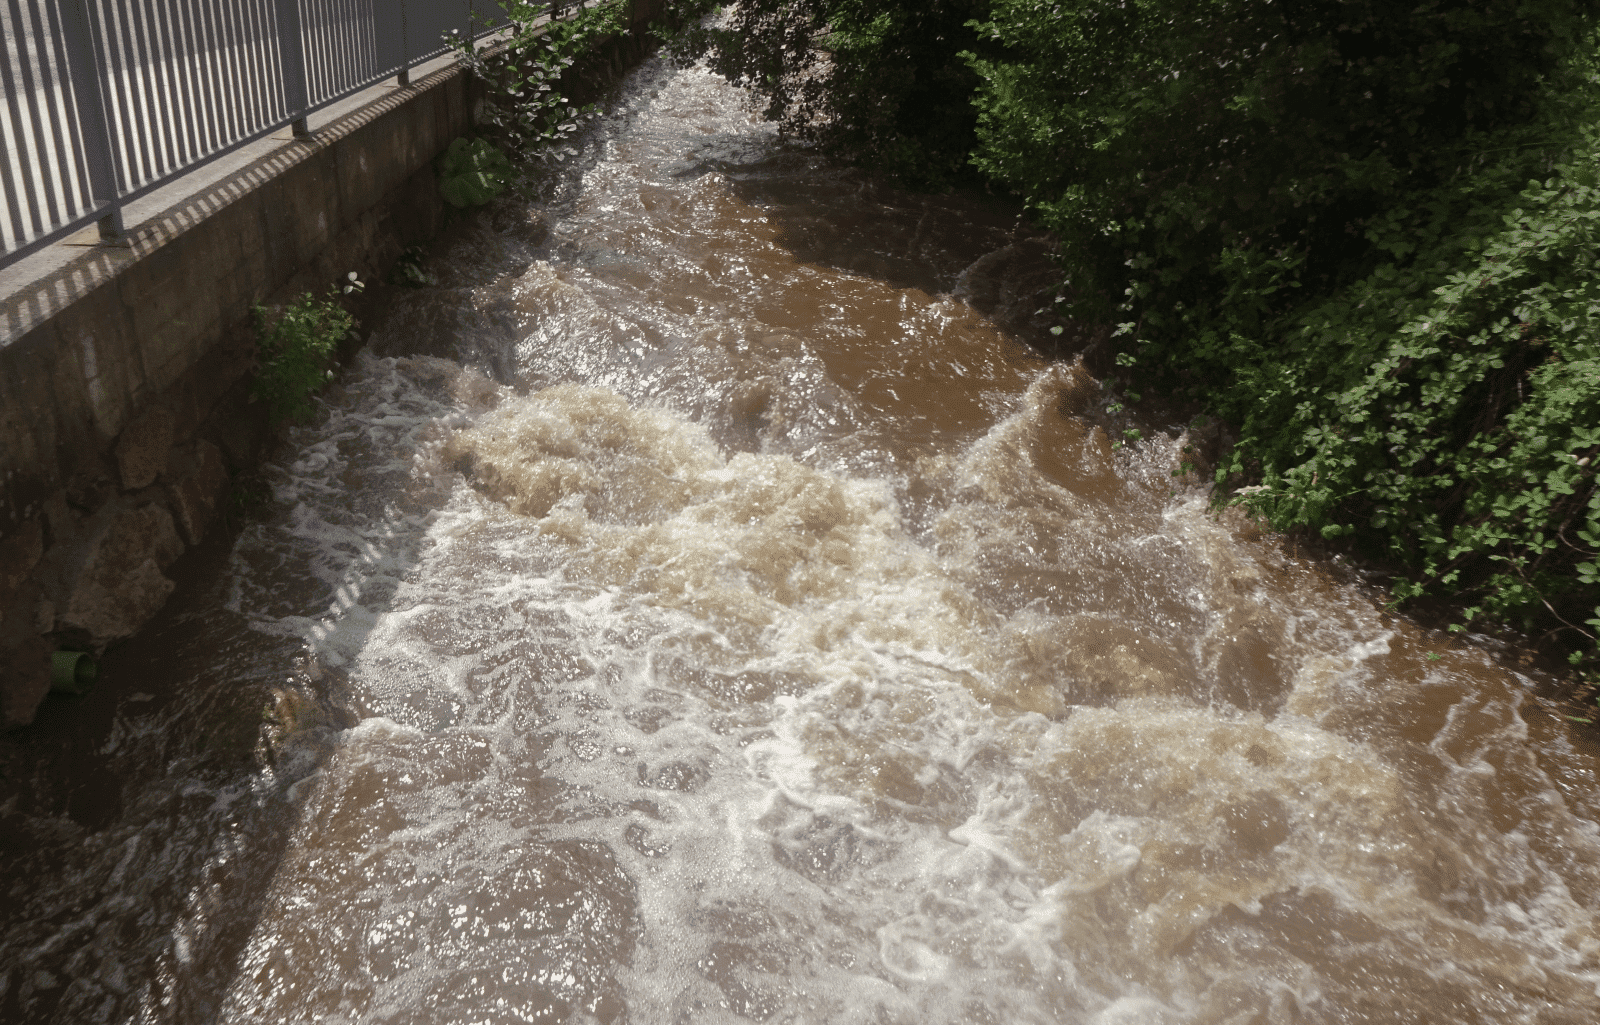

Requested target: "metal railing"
[{"left": 1, "top": 0, "right": 526, "bottom": 272}]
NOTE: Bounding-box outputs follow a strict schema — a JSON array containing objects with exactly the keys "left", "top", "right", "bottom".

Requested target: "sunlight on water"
[
  {"left": 4, "top": 56, "right": 1597, "bottom": 1025},
  {"left": 213, "top": 60, "right": 1600, "bottom": 1025}
]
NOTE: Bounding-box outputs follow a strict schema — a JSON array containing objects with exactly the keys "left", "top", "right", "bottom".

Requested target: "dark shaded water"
[{"left": 3, "top": 57, "right": 1599, "bottom": 1025}]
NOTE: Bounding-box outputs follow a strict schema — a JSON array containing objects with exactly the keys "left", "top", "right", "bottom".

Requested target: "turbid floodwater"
[{"left": 3, "top": 55, "right": 1599, "bottom": 1025}]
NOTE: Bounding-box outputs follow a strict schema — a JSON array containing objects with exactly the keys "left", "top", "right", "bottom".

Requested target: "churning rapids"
[{"left": 6, "top": 57, "right": 1600, "bottom": 1025}]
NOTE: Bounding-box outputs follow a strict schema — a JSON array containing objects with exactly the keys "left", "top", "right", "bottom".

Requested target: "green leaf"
[{"left": 437, "top": 137, "right": 512, "bottom": 207}]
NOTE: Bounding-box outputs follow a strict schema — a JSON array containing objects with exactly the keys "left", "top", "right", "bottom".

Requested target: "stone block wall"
[
  {"left": 0, "top": 6, "right": 670, "bottom": 729},
  {"left": 0, "top": 60, "right": 478, "bottom": 727}
]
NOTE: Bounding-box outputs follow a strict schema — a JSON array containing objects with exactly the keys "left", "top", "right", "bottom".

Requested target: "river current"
[{"left": 4, "top": 57, "right": 1600, "bottom": 1025}]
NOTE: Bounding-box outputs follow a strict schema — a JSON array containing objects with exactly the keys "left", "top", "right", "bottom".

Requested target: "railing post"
[
  {"left": 397, "top": 0, "right": 411, "bottom": 87},
  {"left": 59, "top": 0, "right": 125, "bottom": 241},
  {"left": 273, "top": 0, "right": 313, "bottom": 137},
  {"left": 466, "top": 0, "right": 484, "bottom": 46}
]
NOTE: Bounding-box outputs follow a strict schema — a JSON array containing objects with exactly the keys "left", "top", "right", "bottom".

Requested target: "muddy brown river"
[{"left": 3, "top": 57, "right": 1600, "bottom": 1025}]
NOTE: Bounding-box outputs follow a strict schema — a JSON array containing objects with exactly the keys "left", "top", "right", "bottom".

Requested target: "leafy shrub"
[
  {"left": 437, "top": 137, "right": 513, "bottom": 207},
  {"left": 251, "top": 276, "right": 362, "bottom": 423},
  {"left": 954, "top": 0, "right": 1600, "bottom": 668},
  {"left": 389, "top": 245, "right": 439, "bottom": 287},
  {"left": 1221, "top": 128, "right": 1600, "bottom": 658},
  {"left": 695, "top": 1, "right": 1600, "bottom": 675},
  {"left": 964, "top": 0, "right": 1597, "bottom": 329},
  {"left": 446, "top": 0, "right": 627, "bottom": 164}
]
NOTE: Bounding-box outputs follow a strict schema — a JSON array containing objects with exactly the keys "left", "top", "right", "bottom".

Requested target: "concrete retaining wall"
[{"left": 0, "top": 1, "right": 669, "bottom": 727}]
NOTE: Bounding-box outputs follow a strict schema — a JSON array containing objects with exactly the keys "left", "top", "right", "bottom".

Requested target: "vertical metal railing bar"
[
  {"left": 102, "top": 0, "right": 153, "bottom": 188},
  {"left": 209, "top": 0, "right": 243, "bottom": 140},
  {"left": 173, "top": 0, "right": 216, "bottom": 158},
  {"left": 354, "top": 0, "right": 379, "bottom": 95},
  {"left": 16, "top": 0, "right": 70, "bottom": 230},
  {"left": 259, "top": 0, "right": 289, "bottom": 124},
  {"left": 159, "top": 0, "right": 196, "bottom": 167},
  {"left": 216, "top": 1, "right": 250, "bottom": 140},
  {"left": 1, "top": 0, "right": 48, "bottom": 241},
  {"left": 239, "top": 0, "right": 277, "bottom": 134},
  {"left": 163, "top": 0, "right": 205, "bottom": 167},
  {"left": 15, "top": 0, "right": 70, "bottom": 232},
  {"left": 318, "top": 0, "right": 343, "bottom": 105},
  {"left": 124, "top": 0, "right": 175, "bottom": 182},
  {"left": 328, "top": 0, "right": 347, "bottom": 102},
  {"left": 396, "top": 0, "right": 409, "bottom": 86},
  {"left": 36, "top": 0, "right": 82, "bottom": 228},
  {"left": 306, "top": 0, "right": 328, "bottom": 101},
  {"left": 323, "top": 0, "right": 345, "bottom": 102},
  {"left": 344, "top": 0, "right": 371, "bottom": 101},
  {"left": 384, "top": 0, "right": 403, "bottom": 84},
  {"left": 225, "top": 0, "right": 261, "bottom": 134},
  {"left": 315, "top": 0, "right": 340, "bottom": 107},
  {"left": 258, "top": 0, "right": 288, "bottom": 123},
  {"left": 174, "top": 2, "right": 207, "bottom": 159},
  {"left": 165, "top": 0, "right": 203, "bottom": 167},
  {"left": 360, "top": 0, "right": 380, "bottom": 93},
  {"left": 156, "top": 0, "right": 195, "bottom": 169},
  {"left": 192, "top": 0, "right": 224, "bottom": 150},
  {"left": 125, "top": 0, "right": 167, "bottom": 183},
  {"left": 61, "top": 0, "right": 124, "bottom": 238},
  {"left": 353, "top": 0, "right": 378, "bottom": 96},
  {"left": 2, "top": 0, "right": 539, "bottom": 268},
  {"left": 226, "top": 0, "right": 264, "bottom": 134},
  {"left": 191, "top": 0, "right": 234, "bottom": 147},
  {"left": 93, "top": 0, "right": 124, "bottom": 186},
  {"left": 147, "top": 0, "right": 183, "bottom": 166},
  {"left": 272, "top": 0, "right": 311, "bottom": 136},
  {"left": 17, "top": 0, "right": 90, "bottom": 237},
  {"left": 308, "top": 0, "right": 336, "bottom": 104},
  {"left": 231, "top": 0, "right": 275, "bottom": 133},
  {"left": 296, "top": 0, "right": 313, "bottom": 101},
  {"left": 331, "top": 0, "right": 354, "bottom": 102},
  {"left": 40, "top": 0, "right": 93, "bottom": 220},
  {"left": 233, "top": 0, "right": 272, "bottom": 134},
  {"left": 0, "top": 34, "right": 22, "bottom": 249},
  {"left": 195, "top": 1, "right": 235, "bottom": 151},
  {"left": 361, "top": 0, "right": 385, "bottom": 91},
  {"left": 0, "top": 6, "right": 36, "bottom": 248}
]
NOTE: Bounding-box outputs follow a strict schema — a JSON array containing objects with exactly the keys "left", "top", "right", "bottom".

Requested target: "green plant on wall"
[
  {"left": 444, "top": 0, "right": 627, "bottom": 166},
  {"left": 437, "top": 137, "right": 513, "bottom": 207},
  {"left": 251, "top": 273, "right": 363, "bottom": 423}
]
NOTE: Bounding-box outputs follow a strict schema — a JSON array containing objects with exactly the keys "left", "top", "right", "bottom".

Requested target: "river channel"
[{"left": 4, "top": 56, "right": 1600, "bottom": 1025}]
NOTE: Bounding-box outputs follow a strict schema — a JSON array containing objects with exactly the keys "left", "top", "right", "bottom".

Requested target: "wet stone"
[
  {"left": 162, "top": 439, "right": 229, "bottom": 544},
  {"left": 112, "top": 405, "right": 176, "bottom": 491},
  {"left": 40, "top": 498, "right": 182, "bottom": 644},
  {"left": 0, "top": 630, "right": 51, "bottom": 728},
  {"left": 0, "top": 518, "right": 43, "bottom": 590}
]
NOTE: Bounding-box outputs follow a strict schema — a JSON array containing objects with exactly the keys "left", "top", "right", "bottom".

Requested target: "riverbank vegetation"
[
  {"left": 447, "top": 0, "right": 629, "bottom": 170},
  {"left": 670, "top": 0, "right": 1600, "bottom": 694},
  {"left": 250, "top": 274, "right": 364, "bottom": 422}
]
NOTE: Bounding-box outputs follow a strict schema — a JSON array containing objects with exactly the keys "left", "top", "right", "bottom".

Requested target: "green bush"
[
  {"left": 446, "top": 0, "right": 627, "bottom": 164},
  {"left": 251, "top": 278, "right": 361, "bottom": 423},
  {"left": 954, "top": 0, "right": 1600, "bottom": 668},
  {"left": 1220, "top": 129, "right": 1600, "bottom": 659},
  {"left": 963, "top": 0, "right": 1597, "bottom": 328},
  {"left": 437, "top": 137, "right": 513, "bottom": 207},
  {"left": 694, "top": 1, "right": 1600, "bottom": 676}
]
